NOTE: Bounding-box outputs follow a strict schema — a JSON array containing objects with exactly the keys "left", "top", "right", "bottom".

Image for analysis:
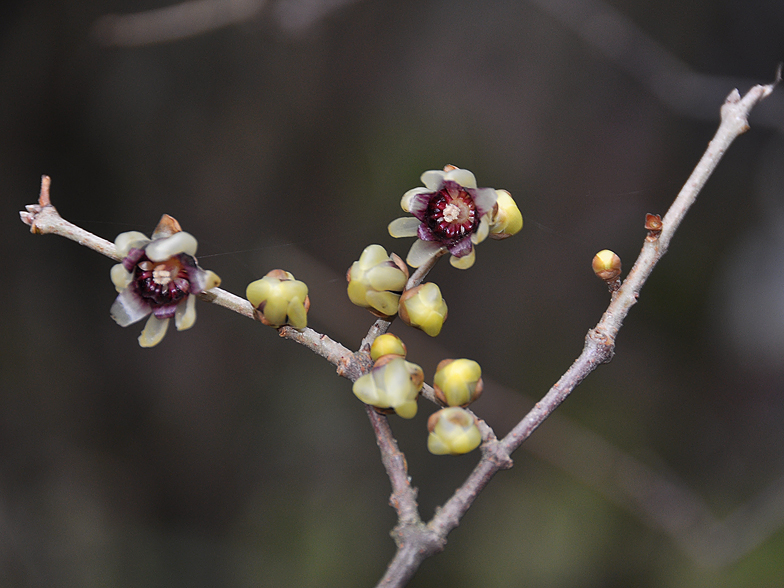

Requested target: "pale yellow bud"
[
  {"left": 370, "top": 333, "right": 407, "bottom": 361},
  {"left": 427, "top": 407, "right": 482, "bottom": 455},
  {"left": 246, "top": 270, "right": 310, "bottom": 329},
  {"left": 433, "top": 358, "right": 483, "bottom": 407},
  {"left": 398, "top": 283, "right": 448, "bottom": 337}
]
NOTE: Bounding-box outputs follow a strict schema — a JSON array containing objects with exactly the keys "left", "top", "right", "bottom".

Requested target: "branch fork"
[{"left": 19, "top": 70, "right": 780, "bottom": 588}]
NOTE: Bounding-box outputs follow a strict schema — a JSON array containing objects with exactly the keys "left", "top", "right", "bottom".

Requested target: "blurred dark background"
[{"left": 3, "top": 0, "right": 784, "bottom": 586}]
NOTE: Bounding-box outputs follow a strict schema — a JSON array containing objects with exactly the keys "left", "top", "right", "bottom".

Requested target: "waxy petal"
[
  {"left": 401, "top": 187, "right": 430, "bottom": 212},
  {"left": 110, "top": 288, "right": 151, "bottom": 327},
  {"left": 367, "top": 265, "right": 408, "bottom": 292},
  {"left": 471, "top": 217, "right": 490, "bottom": 245},
  {"left": 175, "top": 295, "right": 197, "bottom": 331},
  {"left": 446, "top": 236, "right": 473, "bottom": 258},
  {"left": 286, "top": 296, "right": 308, "bottom": 330},
  {"left": 110, "top": 264, "right": 133, "bottom": 292},
  {"left": 145, "top": 232, "right": 198, "bottom": 262},
  {"left": 406, "top": 239, "right": 443, "bottom": 268},
  {"left": 138, "top": 315, "right": 169, "bottom": 347},
  {"left": 450, "top": 249, "right": 476, "bottom": 270},
  {"left": 472, "top": 187, "right": 497, "bottom": 217},
  {"left": 190, "top": 268, "right": 221, "bottom": 293},
  {"left": 388, "top": 217, "right": 421, "bottom": 238},
  {"left": 444, "top": 168, "right": 477, "bottom": 189},
  {"left": 420, "top": 170, "right": 446, "bottom": 191},
  {"left": 365, "top": 290, "right": 401, "bottom": 316},
  {"left": 115, "top": 231, "right": 150, "bottom": 258}
]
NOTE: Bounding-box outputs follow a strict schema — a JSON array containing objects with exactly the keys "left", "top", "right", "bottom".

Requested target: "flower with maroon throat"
[
  {"left": 109, "top": 215, "right": 221, "bottom": 347},
  {"left": 388, "top": 166, "right": 498, "bottom": 269}
]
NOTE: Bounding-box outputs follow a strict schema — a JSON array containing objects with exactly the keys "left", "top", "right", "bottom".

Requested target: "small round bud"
[
  {"left": 645, "top": 213, "right": 663, "bottom": 240},
  {"left": 370, "top": 333, "right": 407, "bottom": 362},
  {"left": 433, "top": 358, "right": 483, "bottom": 407},
  {"left": 427, "top": 407, "right": 482, "bottom": 455},
  {"left": 592, "top": 249, "right": 622, "bottom": 282},
  {"left": 352, "top": 357, "right": 423, "bottom": 419},
  {"left": 398, "top": 283, "right": 448, "bottom": 337},
  {"left": 246, "top": 270, "right": 310, "bottom": 329},
  {"left": 488, "top": 190, "right": 523, "bottom": 239},
  {"left": 347, "top": 244, "right": 409, "bottom": 318}
]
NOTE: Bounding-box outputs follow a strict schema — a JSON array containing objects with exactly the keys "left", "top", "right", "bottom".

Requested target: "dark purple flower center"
[
  {"left": 424, "top": 183, "right": 478, "bottom": 244},
  {"left": 134, "top": 256, "right": 190, "bottom": 307}
]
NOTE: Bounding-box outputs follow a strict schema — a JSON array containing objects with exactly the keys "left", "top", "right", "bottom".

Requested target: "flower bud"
[
  {"left": 427, "top": 407, "right": 482, "bottom": 455},
  {"left": 398, "top": 283, "right": 448, "bottom": 337},
  {"left": 433, "top": 358, "right": 483, "bottom": 407},
  {"left": 592, "top": 250, "right": 622, "bottom": 282},
  {"left": 347, "top": 244, "right": 409, "bottom": 318},
  {"left": 370, "top": 333, "right": 407, "bottom": 362},
  {"left": 246, "top": 269, "right": 310, "bottom": 329},
  {"left": 487, "top": 190, "right": 523, "bottom": 239},
  {"left": 352, "top": 357, "right": 424, "bottom": 419}
]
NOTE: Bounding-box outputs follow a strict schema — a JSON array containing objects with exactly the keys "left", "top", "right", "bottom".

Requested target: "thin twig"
[
  {"left": 19, "top": 73, "right": 779, "bottom": 588},
  {"left": 376, "top": 73, "right": 780, "bottom": 586}
]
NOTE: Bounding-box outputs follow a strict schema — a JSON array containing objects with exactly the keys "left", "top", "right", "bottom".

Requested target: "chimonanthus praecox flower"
[
  {"left": 110, "top": 215, "right": 221, "bottom": 348},
  {"left": 427, "top": 407, "right": 482, "bottom": 455},
  {"left": 347, "top": 244, "right": 408, "bottom": 318},
  {"left": 433, "top": 358, "right": 484, "bottom": 407},
  {"left": 246, "top": 269, "right": 310, "bottom": 330},
  {"left": 352, "top": 355, "right": 424, "bottom": 419},
  {"left": 388, "top": 165, "right": 521, "bottom": 270}
]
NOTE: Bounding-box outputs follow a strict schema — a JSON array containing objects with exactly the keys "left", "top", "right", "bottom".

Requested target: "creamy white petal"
[
  {"left": 138, "top": 315, "right": 169, "bottom": 347},
  {"left": 471, "top": 217, "right": 490, "bottom": 244},
  {"left": 401, "top": 187, "right": 430, "bottom": 212},
  {"left": 406, "top": 239, "right": 443, "bottom": 268},
  {"left": 472, "top": 187, "right": 497, "bottom": 216},
  {"left": 114, "top": 231, "right": 150, "bottom": 257},
  {"left": 110, "top": 264, "right": 133, "bottom": 291},
  {"left": 450, "top": 248, "right": 476, "bottom": 269},
  {"left": 174, "top": 295, "right": 197, "bottom": 331},
  {"left": 145, "top": 232, "right": 198, "bottom": 262},
  {"left": 444, "top": 168, "right": 477, "bottom": 189},
  {"left": 388, "top": 217, "right": 421, "bottom": 238},
  {"left": 110, "top": 288, "right": 151, "bottom": 326},
  {"left": 420, "top": 170, "right": 446, "bottom": 191}
]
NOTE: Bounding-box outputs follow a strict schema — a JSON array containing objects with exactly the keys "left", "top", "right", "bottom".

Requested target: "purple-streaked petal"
[
  {"left": 420, "top": 170, "right": 446, "bottom": 191},
  {"left": 188, "top": 268, "right": 220, "bottom": 293},
  {"left": 416, "top": 224, "right": 438, "bottom": 242},
  {"left": 110, "top": 288, "right": 151, "bottom": 327},
  {"left": 446, "top": 236, "right": 473, "bottom": 258},
  {"left": 401, "top": 187, "right": 430, "bottom": 212},
  {"left": 152, "top": 303, "right": 178, "bottom": 320},
  {"left": 121, "top": 247, "right": 146, "bottom": 272},
  {"left": 406, "top": 239, "right": 444, "bottom": 268},
  {"left": 145, "top": 232, "right": 198, "bottom": 262},
  {"left": 472, "top": 187, "right": 497, "bottom": 217},
  {"left": 407, "top": 192, "right": 432, "bottom": 221},
  {"left": 388, "top": 217, "right": 421, "bottom": 238},
  {"left": 443, "top": 168, "right": 477, "bottom": 189},
  {"left": 138, "top": 315, "right": 169, "bottom": 347},
  {"left": 450, "top": 248, "right": 476, "bottom": 269}
]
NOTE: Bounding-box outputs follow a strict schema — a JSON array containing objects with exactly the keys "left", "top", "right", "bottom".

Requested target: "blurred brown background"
[{"left": 3, "top": 0, "right": 784, "bottom": 586}]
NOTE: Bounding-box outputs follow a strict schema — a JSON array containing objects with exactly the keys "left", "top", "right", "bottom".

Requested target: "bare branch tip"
[{"left": 39, "top": 175, "right": 52, "bottom": 207}]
